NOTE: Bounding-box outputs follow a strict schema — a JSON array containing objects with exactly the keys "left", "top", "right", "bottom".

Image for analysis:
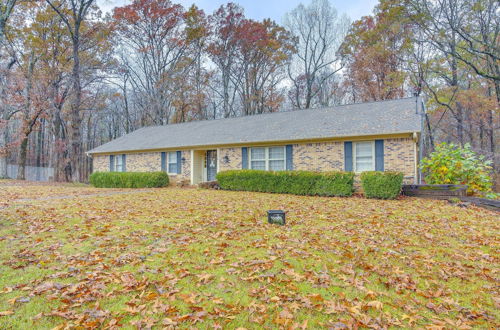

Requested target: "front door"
[{"left": 206, "top": 150, "right": 217, "bottom": 181}]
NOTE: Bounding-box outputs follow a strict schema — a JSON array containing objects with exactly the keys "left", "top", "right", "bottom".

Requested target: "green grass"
[{"left": 0, "top": 184, "right": 498, "bottom": 328}]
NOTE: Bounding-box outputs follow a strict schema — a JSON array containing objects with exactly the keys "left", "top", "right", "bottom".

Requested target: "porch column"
[{"left": 190, "top": 150, "right": 194, "bottom": 185}]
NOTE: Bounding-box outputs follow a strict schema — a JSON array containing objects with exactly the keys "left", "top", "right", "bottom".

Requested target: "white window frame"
[
  {"left": 353, "top": 141, "right": 375, "bottom": 173},
  {"left": 250, "top": 147, "right": 266, "bottom": 171},
  {"left": 167, "top": 152, "right": 177, "bottom": 174},
  {"left": 114, "top": 155, "right": 124, "bottom": 172},
  {"left": 249, "top": 146, "right": 286, "bottom": 171}
]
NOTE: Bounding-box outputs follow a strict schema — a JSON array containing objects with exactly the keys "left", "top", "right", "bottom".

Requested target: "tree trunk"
[
  {"left": 36, "top": 119, "right": 44, "bottom": 180},
  {"left": 425, "top": 112, "right": 435, "bottom": 152},
  {"left": 490, "top": 81, "right": 499, "bottom": 160},
  {"left": 68, "top": 33, "right": 82, "bottom": 182},
  {"left": 479, "top": 119, "right": 484, "bottom": 151},
  {"left": 17, "top": 53, "right": 35, "bottom": 180},
  {"left": 456, "top": 109, "right": 464, "bottom": 146},
  {"left": 465, "top": 107, "right": 474, "bottom": 147},
  {"left": 305, "top": 79, "right": 312, "bottom": 109},
  {"left": 487, "top": 109, "right": 495, "bottom": 169},
  {"left": 0, "top": 1, "right": 16, "bottom": 178},
  {"left": 16, "top": 135, "right": 28, "bottom": 180},
  {"left": 0, "top": 125, "right": 7, "bottom": 178},
  {"left": 51, "top": 112, "right": 63, "bottom": 181}
]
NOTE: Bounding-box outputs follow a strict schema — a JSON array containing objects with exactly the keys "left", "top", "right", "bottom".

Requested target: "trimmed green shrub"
[
  {"left": 313, "top": 172, "right": 356, "bottom": 197},
  {"left": 89, "top": 171, "right": 169, "bottom": 188},
  {"left": 216, "top": 170, "right": 354, "bottom": 197},
  {"left": 360, "top": 171, "right": 403, "bottom": 199}
]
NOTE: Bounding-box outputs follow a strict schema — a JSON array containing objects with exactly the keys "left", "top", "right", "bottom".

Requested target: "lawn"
[{"left": 0, "top": 181, "right": 498, "bottom": 329}]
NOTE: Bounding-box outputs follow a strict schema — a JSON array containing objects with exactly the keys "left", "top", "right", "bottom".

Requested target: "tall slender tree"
[
  {"left": 0, "top": 0, "right": 18, "bottom": 178},
  {"left": 113, "top": 0, "right": 187, "bottom": 125},
  {"left": 207, "top": 3, "right": 245, "bottom": 118},
  {"left": 234, "top": 19, "right": 295, "bottom": 115},
  {"left": 44, "top": 0, "right": 96, "bottom": 182},
  {"left": 284, "top": 0, "right": 350, "bottom": 109}
]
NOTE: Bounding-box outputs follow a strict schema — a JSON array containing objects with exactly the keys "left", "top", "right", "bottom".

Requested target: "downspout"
[
  {"left": 413, "top": 132, "right": 418, "bottom": 184},
  {"left": 413, "top": 94, "right": 420, "bottom": 184},
  {"left": 419, "top": 97, "right": 426, "bottom": 184}
]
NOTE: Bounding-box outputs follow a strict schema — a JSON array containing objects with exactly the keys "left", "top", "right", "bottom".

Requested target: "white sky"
[{"left": 97, "top": 0, "right": 379, "bottom": 22}]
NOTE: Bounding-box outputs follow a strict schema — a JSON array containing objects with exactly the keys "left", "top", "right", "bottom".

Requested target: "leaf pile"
[{"left": 0, "top": 183, "right": 498, "bottom": 328}]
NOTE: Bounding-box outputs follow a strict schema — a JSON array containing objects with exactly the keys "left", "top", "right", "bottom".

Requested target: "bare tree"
[
  {"left": 284, "top": 0, "right": 350, "bottom": 109},
  {"left": 45, "top": 0, "right": 96, "bottom": 182},
  {"left": 407, "top": 0, "right": 498, "bottom": 156},
  {"left": 208, "top": 3, "right": 245, "bottom": 118},
  {"left": 407, "top": 0, "right": 468, "bottom": 145},
  {"left": 0, "top": 0, "right": 18, "bottom": 177},
  {"left": 112, "top": 0, "right": 188, "bottom": 126},
  {"left": 408, "top": 0, "right": 499, "bottom": 100},
  {"left": 404, "top": 28, "right": 436, "bottom": 151},
  {"left": 449, "top": 0, "right": 499, "bottom": 86}
]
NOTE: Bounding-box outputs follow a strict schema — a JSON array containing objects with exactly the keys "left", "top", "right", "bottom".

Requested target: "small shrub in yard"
[
  {"left": 420, "top": 143, "right": 493, "bottom": 195},
  {"left": 89, "top": 172, "right": 169, "bottom": 188},
  {"left": 216, "top": 170, "right": 354, "bottom": 196},
  {"left": 361, "top": 171, "right": 403, "bottom": 199}
]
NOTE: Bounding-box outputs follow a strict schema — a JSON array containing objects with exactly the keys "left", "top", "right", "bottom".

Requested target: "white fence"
[{"left": 7, "top": 164, "right": 54, "bottom": 181}]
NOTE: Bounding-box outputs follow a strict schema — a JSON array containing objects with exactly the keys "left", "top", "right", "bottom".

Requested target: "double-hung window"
[
  {"left": 353, "top": 141, "right": 374, "bottom": 172},
  {"left": 115, "top": 155, "right": 124, "bottom": 172},
  {"left": 110, "top": 154, "right": 126, "bottom": 172},
  {"left": 250, "top": 148, "right": 266, "bottom": 170},
  {"left": 167, "top": 152, "right": 177, "bottom": 174},
  {"left": 249, "top": 146, "right": 285, "bottom": 171}
]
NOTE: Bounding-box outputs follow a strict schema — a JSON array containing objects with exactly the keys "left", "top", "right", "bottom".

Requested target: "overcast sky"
[{"left": 97, "top": 0, "right": 379, "bottom": 23}]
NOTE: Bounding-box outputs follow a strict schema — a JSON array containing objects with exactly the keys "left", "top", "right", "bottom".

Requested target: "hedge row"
[
  {"left": 216, "top": 170, "right": 355, "bottom": 197},
  {"left": 89, "top": 171, "right": 169, "bottom": 188},
  {"left": 216, "top": 170, "right": 404, "bottom": 199},
  {"left": 89, "top": 169, "right": 403, "bottom": 197},
  {"left": 360, "top": 171, "right": 403, "bottom": 199}
]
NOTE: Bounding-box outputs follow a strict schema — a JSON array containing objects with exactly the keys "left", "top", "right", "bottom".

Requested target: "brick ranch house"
[{"left": 87, "top": 97, "right": 423, "bottom": 185}]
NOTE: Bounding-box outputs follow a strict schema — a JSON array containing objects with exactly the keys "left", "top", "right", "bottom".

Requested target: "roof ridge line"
[{"left": 142, "top": 97, "right": 416, "bottom": 130}]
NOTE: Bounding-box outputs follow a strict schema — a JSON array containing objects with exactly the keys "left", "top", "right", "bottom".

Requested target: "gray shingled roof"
[{"left": 88, "top": 97, "right": 422, "bottom": 154}]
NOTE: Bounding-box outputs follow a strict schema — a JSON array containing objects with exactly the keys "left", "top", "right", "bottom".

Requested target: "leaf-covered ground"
[
  {"left": 0, "top": 181, "right": 498, "bottom": 329},
  {"left": 0, "top": 180, "right": 127, "bottom": 207}
]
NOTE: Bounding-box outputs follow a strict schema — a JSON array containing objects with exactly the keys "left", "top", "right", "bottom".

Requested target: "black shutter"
[
  {"left": 344, "top": 142, "right": 353, "bottom": 171},
  {"left": 176, "top": 151, "right": 182, "bottom": 174},
  {"left": 122, "top": 154, "right": 126, "bottom": 172},
  {"left": 109, "top": 155, "right": 114, "bottom": 172},
  {"left": 242, "top": 147, "right": 248, "bottom": 169},
  {"left": 375, "top": 140, "right": 384, "bottom": 171},
  {"left": 285, "top": 145, "right": 293, "bottom": 170},
  {"left": 161, "top": 152, "right": 166, "bottom": 172}
]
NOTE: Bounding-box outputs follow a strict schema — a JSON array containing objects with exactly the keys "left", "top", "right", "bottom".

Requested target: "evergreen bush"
[
  {"left": 360, "top": 171, "right": 403, "bottom": 199},
  {"left": 216, "top": 170, "right": 354, "bottom": 197},
  {"left": 89, "top": 172, "right": 169, "bottom": 188}
]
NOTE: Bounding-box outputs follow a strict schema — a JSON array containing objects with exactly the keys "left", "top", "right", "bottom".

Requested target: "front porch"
[{"left": 190, "top": 149, "right": 218, "bottom": 185}]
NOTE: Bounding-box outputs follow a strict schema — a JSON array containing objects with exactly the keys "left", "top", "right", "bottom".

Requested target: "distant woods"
[{"left": 0, "top": 0, "right": 498, "bottom": 182}]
